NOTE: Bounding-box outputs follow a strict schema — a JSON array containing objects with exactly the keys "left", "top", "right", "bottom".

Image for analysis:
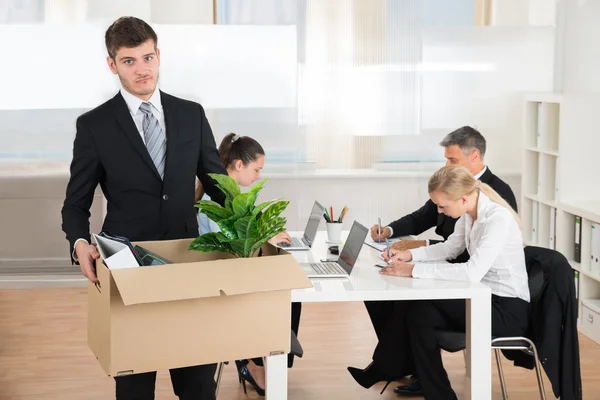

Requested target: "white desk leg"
[
  {"left": 265, "top": 354, "right": 287, "bottom": 399},
  {"left": 466, "top": 291, "right": 491, "bottom": 400}
]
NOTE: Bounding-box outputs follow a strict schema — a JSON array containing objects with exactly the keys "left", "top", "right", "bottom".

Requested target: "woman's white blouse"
[{"left": 410, "top": 192, "right": 530, "bottom": 302}]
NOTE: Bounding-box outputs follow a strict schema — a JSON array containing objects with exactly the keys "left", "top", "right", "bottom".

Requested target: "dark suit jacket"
[
  {"left": 388, "top": 167, "right": 518, "bottom": 263},
  {"left": 61, "top": 91, "right": 227, "bottom": 258},
  {"left": 503, "top": 246, "right": 582, "bottom": 400}
]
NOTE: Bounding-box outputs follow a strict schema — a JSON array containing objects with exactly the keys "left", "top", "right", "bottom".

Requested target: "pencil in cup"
[{"left": 335, "top": 206, "right": 349, "bottom": 223}]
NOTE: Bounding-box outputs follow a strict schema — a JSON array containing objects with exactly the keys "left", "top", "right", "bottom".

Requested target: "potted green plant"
[{"left": 189, "top": 173, "right": 289, "bottom": 258}]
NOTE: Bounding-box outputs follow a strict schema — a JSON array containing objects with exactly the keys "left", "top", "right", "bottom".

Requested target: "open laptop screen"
[
  {"left": 303, "top": 201, "right": 325, "bottom": 245},
  {"left": 337, "top": 221, "right": 369, "bottom": 274}
]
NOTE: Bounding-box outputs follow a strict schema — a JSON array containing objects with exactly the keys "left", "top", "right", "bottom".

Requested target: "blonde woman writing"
[{"left": 348, "top": 165, "right": 530, "bottom": 399}]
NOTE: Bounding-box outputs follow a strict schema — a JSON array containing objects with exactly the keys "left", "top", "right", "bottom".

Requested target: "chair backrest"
[
  {"left": 523, "top": 245, "right": 577, "bottom": 334},
  {"left": 523, "top": 246, "right": 582, "bottom": 399},
  {"left": 524, "top": 245, "right": 573, "bottom": 302},
  {"left": 524, "top": 246, "right": 551, "bottom": 303}
]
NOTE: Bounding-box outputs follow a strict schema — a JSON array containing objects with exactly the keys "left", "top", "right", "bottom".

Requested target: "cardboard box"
[{"left": 88, "top": 238, "right": 312, "bottom": 377}]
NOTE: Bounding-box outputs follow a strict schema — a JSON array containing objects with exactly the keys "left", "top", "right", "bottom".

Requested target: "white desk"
[{"left": 265, "top": 231, "right": 492, "bottom": 399}]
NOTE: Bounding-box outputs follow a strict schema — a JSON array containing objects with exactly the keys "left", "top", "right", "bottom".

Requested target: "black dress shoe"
[
  {"left": 347, "top": 363, "right": 398, "bottom": 394},
  {"left": 394, "top": 378, "right": 424, "bottom": 396}
]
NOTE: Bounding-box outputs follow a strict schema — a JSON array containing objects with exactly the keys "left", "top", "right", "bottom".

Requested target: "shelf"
[
  {"left": 524, "top": 194, "right": 557, "bottom": 208},
  {"left": 581, "top": 298, "right": 600, "bottom": 314},
  {"left": 523, "top": 93, "right": 600, "bottom": 346},
  {"left": 524, "top": 93, "right": 563, "bottom": 103},
  {"left": 525, "top": 147, "right": 559, "bottom": 156},
  {"left": 569, "top": 260, "right": 582, "bottom": 272},
  {"left": 583, "top": 269, "right": 600, "bottom": 284},
  {"left": 560, "top": 200, "right": 600, "bottom": 224}
]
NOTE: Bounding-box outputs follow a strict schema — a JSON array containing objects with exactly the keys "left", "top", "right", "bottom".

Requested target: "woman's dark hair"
[{"left": 218, "top": 133, "right": 265, "bottom": 169}]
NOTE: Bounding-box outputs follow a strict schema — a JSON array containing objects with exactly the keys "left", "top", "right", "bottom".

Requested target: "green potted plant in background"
[{"left": 189, "top": 173, "right": 289, "bottom": 258}]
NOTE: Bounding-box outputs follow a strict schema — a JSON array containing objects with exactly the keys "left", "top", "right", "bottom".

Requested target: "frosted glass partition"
[
  {"left": 157, "top": 25, "right": 297, "bottom": 108},
  {"left": 420, "top": 26, "right": 555, "bottom": 130},
  {"left": 0, "top": 24, "right": 297, "bottom": 110}
]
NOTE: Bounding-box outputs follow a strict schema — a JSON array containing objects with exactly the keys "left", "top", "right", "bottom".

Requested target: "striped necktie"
[{"left": 139, "top": 102, "right": 166, "bottom": 179}]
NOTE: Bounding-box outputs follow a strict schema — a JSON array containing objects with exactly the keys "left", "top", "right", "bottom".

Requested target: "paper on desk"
[{"left": 364, "top": 237, "right": 401, "bottom": 252}]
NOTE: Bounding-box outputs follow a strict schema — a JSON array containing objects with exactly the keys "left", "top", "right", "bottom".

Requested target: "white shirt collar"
[
  {"left": 120, "top": 87, "right": 163, "bottom": 115},
  {"left": 464, "top": 190, "right": 492, "bottom": 225},
  {"left": 473, "top": 165, "right": 487, "bottom": 180}
]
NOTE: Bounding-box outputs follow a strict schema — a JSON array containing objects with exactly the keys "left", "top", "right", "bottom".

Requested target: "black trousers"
[
  {"left": 364, "top": 300, "right": 395, "bottom": 340},
  {"left": 252, "top": 302, "right": 302, "bottom": 368},
  {"left": 373, "top": 296, "right": 529, "bottom": 400},
  {"left": 115, "top": 363, "right": 217, "bottom": 400},
  {"left": 371, "top": 301, "right": 416, "bottom": 377}
]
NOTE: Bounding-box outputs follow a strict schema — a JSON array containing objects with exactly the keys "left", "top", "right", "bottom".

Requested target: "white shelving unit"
[{"left": 522, "top": 93, "right": 600, "bottom": 345}]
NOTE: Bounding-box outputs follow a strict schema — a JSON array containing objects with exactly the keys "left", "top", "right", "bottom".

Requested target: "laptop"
[
  {"left": 301, "top": 221, "right": 369, "bottom": 278},
  {"left": 278, "top": 201, "right": 325, "bottom": 251}
]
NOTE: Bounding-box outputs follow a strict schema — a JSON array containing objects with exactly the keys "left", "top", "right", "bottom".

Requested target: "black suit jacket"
[
  {"left": 61, "top": 91, "right": 227, "bottom": 257},
  {"left": 388, "top": 167, "right": 518, "bottom": 263},
  {"left": 503, "top": 247, "right": 582, "bottom": 400}
]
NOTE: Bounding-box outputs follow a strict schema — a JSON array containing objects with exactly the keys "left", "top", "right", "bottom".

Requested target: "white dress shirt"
[
  {"left": 197, "top": 194, "right": 221, "bottom": 235},
  {"left": 73, "top": 87, "right": 166, "bottom": 259},
  {"left": 120, "top": 87, "right": 166, "bottom": 143},
  {"left": 409, "top": 191, "right": 530, "bottom": 302}
]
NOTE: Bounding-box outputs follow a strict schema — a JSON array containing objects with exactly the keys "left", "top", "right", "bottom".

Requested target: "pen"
[
  {"left": 378, "top": 217, "right": 381, "bottom": 237},
  {"left": 385, "top": 238, "right": 391, "bottom": 259}
]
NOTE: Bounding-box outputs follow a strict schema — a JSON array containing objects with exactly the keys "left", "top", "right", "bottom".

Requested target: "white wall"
[
  {"left": 0, "top": 171, "right": 521, "bottom": 272},
  {"left": 491, "top": 0, "right": 557, "bottom": 26},
  {"left": 552, "top": 0, "right": 600, "bottom": 201},
  {"left": 560, "top": 0, "right": 600, "bottom": 92}
]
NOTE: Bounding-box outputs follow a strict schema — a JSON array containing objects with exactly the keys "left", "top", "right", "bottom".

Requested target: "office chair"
[{"left": 435, "top": 246, "right": 549, "bottom": 400}]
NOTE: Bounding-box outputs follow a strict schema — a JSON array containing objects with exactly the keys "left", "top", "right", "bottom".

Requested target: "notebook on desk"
[{"left": 301, "top": 221, "right": 368, "bottom": 278}]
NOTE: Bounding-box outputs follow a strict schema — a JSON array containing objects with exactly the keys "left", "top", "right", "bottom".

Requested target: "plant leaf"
[
  {"left": 248, "top": 177, "right": 268, "bottom": 195},
  {"left": 259, "top": 200, "right": 290, "bottom": 226},
  {"left": 252, "top": 199, "right": 276, "bottom": 217},
  {"left": 213, "top": 232, "right": 231, "bottom": 243},
  {"left": 208, "top": 173, "right": 240, "bottom": 206},
  {"left": 234, "top": 215, "right": 252, "bottom": 239},
  {"left": 258, "top": 215, "right": 286, "bottom": 236},
  {"left": 232, "top": 192, "right": 254, "bottom": 217},
  {"left": 256, "top": 216, "right": 287, "bottom": 243},
  {"left": 245, "top": 215, "right": 259, "bottom": 239},
  {"left": 188, "top": 232, "right": 235, "bottom": 254},
  {"left": 217, "top": 216, "right": 239, "bottom": 240},
  {"left": 249, "top": 224, "right": 287, "bottom": 255},
  {"left": 191, "top": 174, "right": 292, "bottom": 258},
  {"left": 195, "top": 200, "right": 234, "bottom": 220},
  {"left": 229, "top": 238, "right": 255, "bottom": 258}
]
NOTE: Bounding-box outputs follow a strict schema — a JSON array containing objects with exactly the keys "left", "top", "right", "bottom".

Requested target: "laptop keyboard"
[
  {"left": 309, "top": 262, "right": 346, "bottom": 275},
  {"left": 290, "top": 237, "right": 305, "bottom": 247}
]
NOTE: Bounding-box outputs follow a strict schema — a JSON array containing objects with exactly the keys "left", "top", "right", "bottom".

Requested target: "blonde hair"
[{"left": 428, "top": 165, "right": 521, "bottom": 227}]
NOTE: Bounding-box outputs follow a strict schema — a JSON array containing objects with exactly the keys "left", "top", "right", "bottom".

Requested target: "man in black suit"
[
  {"left": 61, "top": 17, "right": 227, "bottom": 400},
  {"left": 372, "top": 126, "right": 517, "bottom": 258},
  {"left": 365, "top": 126, "right": 518, "bottom": 396}
]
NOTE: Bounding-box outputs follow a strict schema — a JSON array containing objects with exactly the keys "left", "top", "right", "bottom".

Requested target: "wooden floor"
[{"left": 0, "top": 288, "right": 596, "bottom": 399}]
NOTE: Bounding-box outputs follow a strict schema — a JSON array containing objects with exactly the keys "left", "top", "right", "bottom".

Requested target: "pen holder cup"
[{"left": 326, "top": 222, "right": 343, "bottom": 243}]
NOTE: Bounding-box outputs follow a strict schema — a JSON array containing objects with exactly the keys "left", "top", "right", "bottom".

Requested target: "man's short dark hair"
[
  {"left": 440, "top": 126, "right": 486, "bottom": 159},
  {"left": 105, "top": 17, "right": 158, "bottom": 60}
]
